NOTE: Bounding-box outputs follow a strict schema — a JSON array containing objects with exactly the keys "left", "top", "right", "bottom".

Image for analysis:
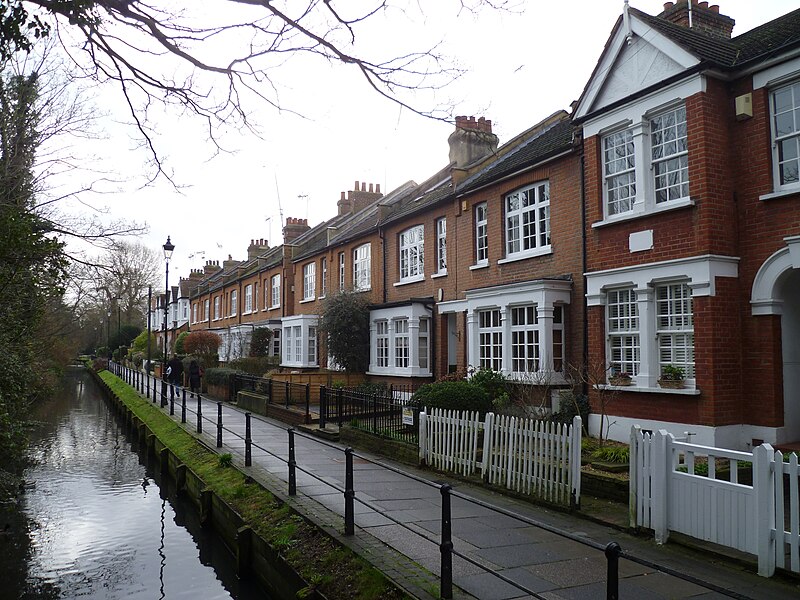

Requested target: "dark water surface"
[{"left": 1, "top": 367, "right": 268, "bottom": 599}]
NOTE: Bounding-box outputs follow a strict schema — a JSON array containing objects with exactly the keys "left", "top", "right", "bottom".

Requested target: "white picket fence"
[
  {"left": 419, "top": 409, "right": 581, "bottom": 506},
  {"left": 630, "top": 426, "right": 800, "bottom": 577}
]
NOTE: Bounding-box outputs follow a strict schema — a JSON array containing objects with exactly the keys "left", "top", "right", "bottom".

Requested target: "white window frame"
[
  {"left": 510, "top": 305, "right": 539, "bottom": 374},
  {"left": 398, "top": 225, "right": 424, "bottom": 283},
  {"left": 769, "top": 80, "right": 800, "bottom": 194},
  {"left": 230, "top": 290, "right": 238, "bottom": 316},
  {"left": 475, "top": 202, "right": 488, "bottom": 266},
  {"left": 280, "top": 315, "right": 319, "bottom": 368},
  {"left": 597, "top": 100, "right": 692, "bottom": 223},
  {"left": 606, "top": 288, "right": 640, "bottom": 377},
  {"left": 192, "top": 303, "right": 198, "bottom": 324},
  {"left": 656, "top": 282, "right": 695, "bottom": 380},
  {"left": 338, "top": 252, "right": 345, "bottom": 291},
  {"left": 464, "top": 280, "right": 572, "bottom": 382},
  {"left": 271, "top": 328, "right": 280, "bottom": 357},
  {"left": 302, "top": 263, "right": 316, "bottom": 301},
  {"left": 320, "top": 258, "right": 328, "bottom": 298},
  {"left": 213, "top": 296, "right": 220, "bottom": 320},
  {"left": 368, "top": 303, "right": 432, "bottom": 376},
  {"left": 203, "top": 299, "right": 210, "bottom": 322},
  {"left": 353, "top": 243, "right": 371, "bottom": 291},
  {"left": 244, "top": 284, "right": 253, "bottom": 313},
  {"left": 435, "top": 217, "right": 447, "bottom": 275},
  {"left": 270, "top": 274, "right": 280, "bottom": 309},
  {"left": 504, "top": 181, "right": 551, "bottom": 260}
]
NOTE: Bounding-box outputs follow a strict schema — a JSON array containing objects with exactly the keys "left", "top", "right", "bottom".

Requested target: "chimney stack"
[
  {"left": 339, "top": 181, "right": 383, "bottom": 215},
  {"left": 448, "top": 116, "right": 499, "bottom": 168},
  {"left": 247, "top": 237, "right": 269, "bottom": 260},
  {"left": 283, "top": 217, "right": 311, "bottom": 243},
  {"left": 659, "top": 0, "right": 734, "bottom": 38},
  {"left": 203, "top": 260, "right": 222, "bottom": 276},
  {"left": 222, "top": 255, "right": 240, "bottom": 270}
]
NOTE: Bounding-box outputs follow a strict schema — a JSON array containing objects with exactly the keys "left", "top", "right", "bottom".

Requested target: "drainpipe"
[
  {"left": 580, "top": 151, "right": 589, "bottom": 399},
  {"left": 379, "top": 228, "right": 387, "bottom": 304}
]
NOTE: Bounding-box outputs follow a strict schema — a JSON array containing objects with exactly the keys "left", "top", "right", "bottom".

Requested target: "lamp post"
[
  {"left": 147, "top": 286, "right": 152, "bottom": 375},
  {"left": 162, "top": 236, "right": 175, "bottom": 376},
  {"left": 106, "top": 308, "right": 111, "bottom": 358},
  {"left": 116, "top": 296, "right": 122, "bottom": 346}
]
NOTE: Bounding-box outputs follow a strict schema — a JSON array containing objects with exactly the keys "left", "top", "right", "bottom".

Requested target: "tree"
[
  {"left": 319, "top": 290, "right": 370, "bottom": 372},
  {"left": 131, "top": 329, "right": 158, "bottom": 355},
  {"left": 249, "top": 327, "right": 273, "bottom": 357},
  {"left": 0, "top": 1, "right": 509, "bottom": 179},
  {"left": 174, "top": 331, "right": 190, "bottom": 355},
  {"left": 183, "top": 330, "right": 222, "bottom": 364}
]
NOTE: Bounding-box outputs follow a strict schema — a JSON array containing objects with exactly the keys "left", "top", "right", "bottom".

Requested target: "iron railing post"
[
  {"left": 288, "top": 428, "right": 296, "bottom": 496},
  {"left": 267, "top": 377, "right": 273, "bottom": 405},
  {"left": 440, "top": 484, "right": 453, "bottom": 599},
  {"left": 285, "top": 380, "right": 290, "bottom": 409},
  {"left": 181, "top": 388, "right": 186, "bottom": 423},
  {"left": 319, "top": 386, "right": 327, "bottom": 429},
  {"left": 245, "top": 413, "right": 252, "bottom": 467},
  {"left": 161, "top": 380, "right": 167, "bottom": 408},
  {"left": 170, "top": 387, "right": 175, "bottom": 416},
  {"left": 196, "top": 394, "right": 203, "bottom": 434},
  {"left": 337, "top": 388, "right": 343, "bottom": 428},
  {"left": 344, "top": 447, "right": 354, "bottom": 536},
  {"left": 216, "top": 402, "right": 223, "bottom": 448},
  {"left": 605, "top": 542, "right": 621, "bottom": 600}
]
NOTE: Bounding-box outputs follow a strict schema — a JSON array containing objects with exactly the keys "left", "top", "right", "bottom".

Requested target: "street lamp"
[
  {"left": 162, "top": 236, "right": 175, "bottom": 379},
  {"left": 106, "top": 308, "right": 111, "bottom": 358},
  {"left": 116, "top": 296, "right": 122, "bottom": 347}
]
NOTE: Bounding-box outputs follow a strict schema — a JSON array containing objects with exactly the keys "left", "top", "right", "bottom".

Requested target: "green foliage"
[
  {"left": 174, "top": 331, "right": 190, "bottom": 355},
  {"left": 411, "top": 381, "right": 492, "bottom": 415},
  {"left": 228, "top": 356, "right": 279, "bottom": 375},
  {"left": 591, "top": 444, "right": 630, "bottom": 464},
  {"left": 469, "top": 367, "right": 508, "bottom": 400},
  {"left": 249, "top": 327, "right": 273, "bottom": 357},
  {"left": 660, "top": 365, "right": 685, "bottom": 381},
  {"left": 550, "top": 391, "right": 591, "bottom": 426},
  {"left": 204, "top": 367, "right": 241, "bottom": 387},
  {"left": 318, "top": 290, "right": 370, "bottom": 373},
  {"left": 130, "top": 330, "right": 158, "bottom": 355},
  {"left": 676, "top": 462, "right": 709, "bottom": 476},
  {"left": 108, "top": 324, "right": 141, "bottom": 350},
  {"left": 218, "top": 453, "right": 233, "bottom": 468}
]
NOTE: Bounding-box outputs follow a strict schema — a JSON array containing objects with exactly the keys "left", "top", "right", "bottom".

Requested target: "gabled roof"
[
  {"left": 378, "top": 165, "right": 454, "bottom": 228},
  {"left": 457, "top": 116, "right": 574, "bottom": 195}
]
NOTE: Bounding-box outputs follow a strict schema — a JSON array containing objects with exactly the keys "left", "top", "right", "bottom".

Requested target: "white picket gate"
[
  {"left": 419, "top": 409, "right": 581, "bottom": 506},
  {"left": 630, "top": 426, "right": 800, "bottom": 577}
]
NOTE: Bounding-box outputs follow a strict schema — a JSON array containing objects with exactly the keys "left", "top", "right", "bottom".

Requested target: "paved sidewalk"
[{"left": 149, "top": 382, "right": 800, "bottom": 600}]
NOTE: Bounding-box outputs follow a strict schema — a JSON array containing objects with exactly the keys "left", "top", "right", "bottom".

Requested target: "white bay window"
[{"left": 368, "top": 303, "right": 432, "bottom": 376}]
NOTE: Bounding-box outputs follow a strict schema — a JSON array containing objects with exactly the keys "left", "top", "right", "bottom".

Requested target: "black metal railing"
[{"left": 319, "top": 386, "right": 419, "bottom": 444}]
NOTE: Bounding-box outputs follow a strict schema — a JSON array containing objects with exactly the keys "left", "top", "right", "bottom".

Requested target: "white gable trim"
[{"left": 575, "top": 14, "right": 700, "bottom": 121}]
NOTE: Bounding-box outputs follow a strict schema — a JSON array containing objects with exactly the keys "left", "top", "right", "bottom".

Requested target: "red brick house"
[{"left": 575, "top": 1, "right": 800, "bottom": 448}]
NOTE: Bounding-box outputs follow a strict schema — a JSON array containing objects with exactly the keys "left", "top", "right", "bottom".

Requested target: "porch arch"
[{"left": 751, "top": 235, "right": 800, "bottom": 316}]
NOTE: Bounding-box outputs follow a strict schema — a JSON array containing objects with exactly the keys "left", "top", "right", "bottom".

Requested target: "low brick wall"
[
  {"left": 581, "top": 469, "right": 629, "bottom": 503},
  {"left": 339, "top": 426, "right": 419, "bottom": 466},
  {"left": 237, "top": 391, "right": 268, "bottom": 416}
]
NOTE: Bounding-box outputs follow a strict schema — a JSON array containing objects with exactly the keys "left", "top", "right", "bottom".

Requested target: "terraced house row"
[{"left": 169, "top": 1, "right": 800, "bottom": 451}]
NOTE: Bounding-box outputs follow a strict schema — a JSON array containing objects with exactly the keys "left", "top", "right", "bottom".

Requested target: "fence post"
[
  {"left": 571, "top": 415, "right": 582, "bottom": 509},
  {"left": 418, "top": 410, "right": 427, "bottom": 466},
  {"left": 605, "top": 542, "right": 621, "bottom": 600},
  {"left": 288, "top": 428, "right": 296, "bottom": 496},
  {"left": 754, "top": 443, "right": 776, "bottom": 577},
  {"left": 319, "top": 386, "right": 327, "bottom": 429},
  {"left": 196, "top": 395, "right": 203, "bottom": 434},
  {"left": 344, "top": 447, "right": 354, "bottom": 536},
  {"left": 181, "top": 388, "right": 187, "bottom": 424},
  {"left": 161, "top": 380, "right": 167, "bottom": 407},
  {"left": 372, "top": 393, "right": 377, "bottom": 433},
  {"left": 481, "top": 412, "right": 495, "bottom": 481},
  {"left": 146, "top": 371, "right": 150, "bottom": 400},
  {"left": 440, "top": 484, "right": 453, "bottom": 600},
  {"left": 216, "top": 402, "right": 223, "bottom": 448},
  {"left": 652, "top": 430, "right": 671, "bottom": 544},
  {"left": 337, "top": 388, "right": 343, "bottom": 428},
  {"left": 629, "top": 425, "right": 641, "bottom": 529},
  {"left": 267, "top": 378, "right": 273, "bottom": 405},
  {"left": 170, "top": 387, "right": 175, "bottom": 416},
  {"left": 305, "top": 383, "right": 310, "bottom": 424},
  {"left": 245, "top": 413, "right": 252, "bottom": 467}
]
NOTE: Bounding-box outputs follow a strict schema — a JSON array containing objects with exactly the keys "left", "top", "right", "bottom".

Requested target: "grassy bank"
[{"left": 97, "top": 369, "right": 409, "bottom": 600}]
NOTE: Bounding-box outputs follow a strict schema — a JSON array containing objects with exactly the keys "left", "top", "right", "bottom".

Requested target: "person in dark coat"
[
  {"left": 167, "top": 355, "right": 184, "bottom": 388},
  {"left": 188, "top": 360, "right": 202, "bottom": 395}
]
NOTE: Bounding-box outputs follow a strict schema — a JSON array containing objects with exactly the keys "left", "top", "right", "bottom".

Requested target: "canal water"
[{"left": 0, "top": 366, "right": 269, "bottom": 599}]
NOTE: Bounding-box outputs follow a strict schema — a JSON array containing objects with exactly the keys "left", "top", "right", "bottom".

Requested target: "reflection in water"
[{"left": 5, "top": 367, "right": 268, "bottom": 599}]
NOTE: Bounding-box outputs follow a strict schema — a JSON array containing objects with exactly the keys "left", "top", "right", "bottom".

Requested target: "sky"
[{"left": 52, "top": 0, "right": 800, "bottom": 285}]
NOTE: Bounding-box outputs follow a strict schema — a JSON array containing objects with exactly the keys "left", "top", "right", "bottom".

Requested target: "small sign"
[{"left": 402, "top": 407, "right": 414, "bottom": 426}]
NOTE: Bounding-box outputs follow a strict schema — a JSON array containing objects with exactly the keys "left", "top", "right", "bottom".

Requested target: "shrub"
[
  {"left": 411, "top": 381, "right": 492, "bottom": 415},
  {"left": 318, "top": 290, "right": 370, "bottom": 372},
  {"left": 249, "top": 327, "right": 273, "bottom": 357},
  {"left": 130, "top": 331, "right": 158, "bottom": 355},
  {"left": 550, "top": 391, "right": 590, "bottom": 426},
  {"left": 183, "top": 331, "right": 222, "bottom": 361},
  {"left": 204, "top": 367, "right": 241, "bottom": 387},
  {"left": 469, "top": 367, "right": 508, "bottom": 401},
  {"left": 131, "top": 351, "right": 144, "bottom": 367},
  {"left": 591, "top": 444, "right": 630, "bottom": 464},
  {"left": 174, "top": 331, "right": 190, "bottom": 355},
  {"left": 228, "top": 356, "right": 279, "bottom": 375},
  {"left": 92, "top": 358, "right": 108, "bottom": 372}
]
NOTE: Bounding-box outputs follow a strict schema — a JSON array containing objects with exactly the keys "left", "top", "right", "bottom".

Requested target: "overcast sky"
[{"left": 54, "top": 1, "right": 799, "bottom": 284}]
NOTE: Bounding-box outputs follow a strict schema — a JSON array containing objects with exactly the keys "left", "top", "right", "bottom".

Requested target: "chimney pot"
[
  {"left": 361, "top": 182, "right": 366, "bottom": 191},
  {"left": 664, "top": 1, "right": 673, "bottom": 9},
  {"left": 368, "top": 183, "right": 374, "bottom": 193},
  {"left": 354, "top": 180, "right": 359, "bottom": 191},
  {"left": 376, "top": 184, "right": 381, "bottom": 193},
  {"left": 340, "top": 191, "right": 345, "bottom": 200}
]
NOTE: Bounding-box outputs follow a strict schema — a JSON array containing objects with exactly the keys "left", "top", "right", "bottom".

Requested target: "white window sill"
[
  {"left": 598, "top": 384, "right": 700, "bottom": 395},
  {"left": 431, "top": 272, "right": 447, "bottom": 279},
  {"left": 759, "top": 187, "right": 800, "bottom": 201},
  {"left": 592, "top": 197, "right": 695, "bottom": 228},
  {"left": 394, "top": 276, "right": 424, "bottom": 287},
  {"left": 268, "top": 305, "right": 280, "bottom": 311},
  {"left": 243, "top": 310, "right": 252, "bottom": 315},
  {"left": 299, "top": 298, "right": 316, "bottom": 304},
  {"left": 469, "top": 262, "right": 489, "bottom": 271},
  {"left": 354, "top": 287, "right": 372, "bottom": 293},
  {"left": 319, "top": 294, "right": 326, "bottom": 300},
  {"left": 281, "top": 363, "right": 318, "bottom": 369},
  {"left": 367, "top": 368, "right": 432, "bottom": 378},
  {"left": 498, "top": 247, "right": 552, "bottom": 265}
]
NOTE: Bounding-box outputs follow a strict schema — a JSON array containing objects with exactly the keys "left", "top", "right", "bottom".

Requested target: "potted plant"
[
  {"left": 609, "top": 371, "right": 633, "bottom": 386},
  {"left": 658, "top": 365, "right": 685, "bottom": 389}
]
